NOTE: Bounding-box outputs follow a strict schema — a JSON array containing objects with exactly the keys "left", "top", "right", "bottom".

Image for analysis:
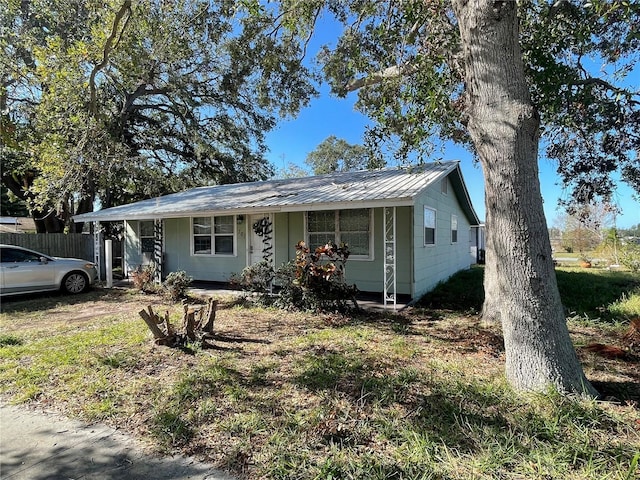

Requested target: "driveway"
[{"left": 0, "top": 404, "right": 235, "bottom": 480}]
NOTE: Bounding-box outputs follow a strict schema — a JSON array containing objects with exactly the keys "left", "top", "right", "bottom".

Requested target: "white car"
[{"left": 0, "top": 244, "right": 98, "bottom": 296}]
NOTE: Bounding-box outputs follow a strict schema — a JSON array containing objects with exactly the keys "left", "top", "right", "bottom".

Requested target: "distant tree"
[
  {"left": 561, "top": 225, "right": 601, "bottom": 256},
  {"left": 273, "top": 162, "right": 310, "bottom": 179},
  {"left": 595, "top": 227, "right": 622, "bottom": 265},
  {"left": 557, "top": 203, "right": 616, "bottom": 255},
  {"left": 305, "top": 135, "right": 383, "bottom": 175},
  {"left": 619, "top": 224, "right": 640, "bottom": 237}
]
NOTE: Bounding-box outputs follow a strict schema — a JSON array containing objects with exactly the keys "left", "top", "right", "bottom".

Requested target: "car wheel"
[{"left": 62, "top": 272, "right": 89, "bottom": 294}]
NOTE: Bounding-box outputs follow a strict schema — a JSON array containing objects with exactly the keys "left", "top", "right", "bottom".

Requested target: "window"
[
  {"left": 214, "top": 216, "right": 234, "bottom": 254},
  {"left": 193, "top": 215, "right": 235, "bottom": 255},
  {"left": 0, "top": 248, "right": 43, "bottom": 263},
  {"left": 340, "top": 209, "right": 370, "bottom": 256},
  {"left": 307, "top": 210, "right": 335, "bottom": 252},
  {"left": 307, "top": 209, "right": 372, "bottom": 258},
  {"left": 424, "top": 207, "right": 436, "bottom": 245},
  {"left": 451, "top": 215, "right": 458, "bottom": 243},
  {"left": 140, "top": 221, "right": 155, "bottom": 253}
]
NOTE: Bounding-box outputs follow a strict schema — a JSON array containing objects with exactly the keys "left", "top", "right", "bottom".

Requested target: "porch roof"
[{"left": 74, "top": 161, "right": 480, "bottom": 225}]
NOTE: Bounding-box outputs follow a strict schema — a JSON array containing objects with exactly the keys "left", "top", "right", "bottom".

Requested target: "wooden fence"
[
  {"left": 0, "top": 234, "right": 124, "bottom": 279},
  {"left": 0, "top": 233, "right": 95, "bottom": 261}
]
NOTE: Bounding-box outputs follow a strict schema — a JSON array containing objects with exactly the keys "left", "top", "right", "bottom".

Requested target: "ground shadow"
[
  {"left": 556, "top": 269, "right": 640, "bottom": 321},
  {"left": 0, "top": 430, "right": 229, "bottom": 480},
  {"left": 212, "top": 333, "right": 271, "bottom": 345},
  {"left": 592, "top": 380, "right": 640, "bottom": 405}
]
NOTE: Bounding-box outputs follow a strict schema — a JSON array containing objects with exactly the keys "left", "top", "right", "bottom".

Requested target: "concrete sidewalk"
[{"left": 0, "top": 404, "right": 235, "bottom": 480}]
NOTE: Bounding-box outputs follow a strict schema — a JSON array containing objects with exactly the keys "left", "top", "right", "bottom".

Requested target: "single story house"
[{"left": 74, "top": 161, "right": 482, "bottom": 307}]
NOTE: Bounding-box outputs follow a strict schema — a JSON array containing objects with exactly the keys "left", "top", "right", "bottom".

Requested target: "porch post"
[
  {"left": 153, "top": 219, "right": 163, "bottom": 284},
  {"left": 383, "top": 207, "right": 397, "bottom": 310},
  {"left": 93, "top": 221, "right": 102, "bottom": 281},
  {"left": 105, "top": 239, "right": 113, "bottom": 288}
]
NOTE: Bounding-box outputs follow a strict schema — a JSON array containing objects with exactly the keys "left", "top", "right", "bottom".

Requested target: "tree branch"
[
  {"left": 345, "top": 61, "right": 419, "bottom": 92},
  {"left": 89, "top": 0, "right": 132, "bottom": 116},
  {"left": 122, "top": 84, "right": 170, "bottom": 115},
  {"left": 568, "top": 77, "right": 640, "bottom": 106}
]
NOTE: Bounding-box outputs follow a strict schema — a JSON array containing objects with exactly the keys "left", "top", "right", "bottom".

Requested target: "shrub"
[
  {"left": 619, "top": 243, "right": 640, "bottom": 273},
  {"left": 230, "top": 261, "right": 275, "bottom": 293},
  {"left": 281, "top": 241, "right": 358, "bottom": 312},
  {"left": 130, "top": 264, "right": 156, "bottom": 292},
  {"left": 272, "top": 261, "right": 305, "bottom": 309},
  {"left": 162, "top": 270, "right": 193, "bottom": 301},
  {"left": 234, "top": 242, "right": 359, "bottom": 313}
]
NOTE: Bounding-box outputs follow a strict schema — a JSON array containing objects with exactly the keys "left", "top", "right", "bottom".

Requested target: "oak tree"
[{"left": 1, "top": 0, "right": 316, "bottom": 231}]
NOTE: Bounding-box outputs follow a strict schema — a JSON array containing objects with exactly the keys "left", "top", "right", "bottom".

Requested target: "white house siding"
[{"left": 412, "top": 177, "right": 473, "bottom": 299}]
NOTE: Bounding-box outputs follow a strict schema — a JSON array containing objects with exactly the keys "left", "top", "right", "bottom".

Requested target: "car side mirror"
[{"left": 39, "top": 256, "right": 48, "bottom": 264}]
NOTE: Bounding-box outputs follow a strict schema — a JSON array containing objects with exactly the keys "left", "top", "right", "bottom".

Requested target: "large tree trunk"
[
  {"left": 1, "top": 170, "right": 64, "bottom": 233},
  {"left": 453, "top": 0, "right": 597, "bottom": 396}
]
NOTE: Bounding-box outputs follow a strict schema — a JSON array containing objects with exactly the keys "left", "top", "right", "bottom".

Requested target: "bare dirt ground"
[{"left": 0, "top": 287, "right": 163, "bottom": 327}]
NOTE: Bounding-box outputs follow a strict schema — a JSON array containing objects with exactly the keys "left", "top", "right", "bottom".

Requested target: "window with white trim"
[
  {"left": 451, "top": 214, "right": 458, "bottom": 243},
  {"left": 424, "top": 207, "right": 436, "bottom": 245},
  {"left": 441, "top": 178, "right": 448, "bottom": 194},
  {"left": 192, "top": 215, "right": 235, "bottom": 255},
  {"left": 140, "top": 221, "right": 155, "bottom": 253},
  {"left": 307, "top": 209, "right": 372, "bottom": 258}
]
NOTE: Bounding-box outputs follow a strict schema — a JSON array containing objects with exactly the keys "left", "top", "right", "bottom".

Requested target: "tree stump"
[{"left": 139, "top": 297, "right": 217, "bottom": 348}]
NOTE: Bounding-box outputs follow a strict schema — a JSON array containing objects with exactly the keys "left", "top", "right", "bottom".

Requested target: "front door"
[{"left": 249, "top": 214, "right": 274, "bottom": 265}]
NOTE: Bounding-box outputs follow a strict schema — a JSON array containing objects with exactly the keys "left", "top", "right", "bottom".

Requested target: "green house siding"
[
  {"left": 80, "top": 163, "right": 480, "bottom": 302},
  {"left": 283, "top": 212, "right": 305, "bottom": 260},
  {"left": 125, "top": 207, "right": 417, "bottom": 294},
  {"left": 162, "top": 217, "right": 246, "bottom": 281},
  {"left": 343, "top": 207, "right": 412, "bottom": 295},
  {"left": 123, "top": 220, "right": 141, "bottom": 273},
  {"left": 412, "top": 177, "right": 473, "bottom": 298},
  {"left": 126, "top": 217, "right": 248, "bottom": 282},
  {"left": 273, "top": 213, "right": 290, "bottom": 267},
  {"left": 122, "top": 177, "right": 473, "bottom": 299},
  {"left": 279, "top": 208, "right": 413, "bottom": 295}
]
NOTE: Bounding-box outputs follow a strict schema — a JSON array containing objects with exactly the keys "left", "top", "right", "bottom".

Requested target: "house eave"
[{"left": 75, "top": 198, "right": 416, "bottom": 223}]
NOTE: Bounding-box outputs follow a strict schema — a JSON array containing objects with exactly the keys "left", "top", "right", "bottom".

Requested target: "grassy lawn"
[{"left": 0, "top": 268, "right": 639, "bottom": 479}]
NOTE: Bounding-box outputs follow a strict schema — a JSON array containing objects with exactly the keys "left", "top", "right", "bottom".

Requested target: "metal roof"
[{"left": 73, "top": 161, "right": 480, "bottom": 224}]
